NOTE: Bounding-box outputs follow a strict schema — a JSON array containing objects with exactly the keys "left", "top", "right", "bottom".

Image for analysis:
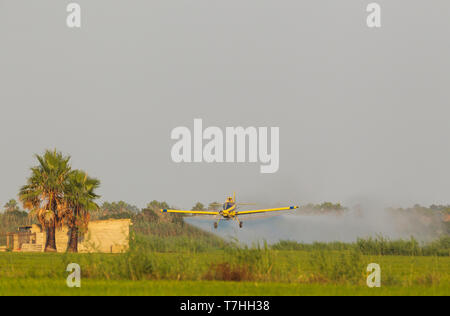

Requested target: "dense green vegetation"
[
  {"left": 272, "top": 236, "right": 450, "bottom": 257},
  {"left": 0, "top": 243, "right": 448, "bottom": 295}
]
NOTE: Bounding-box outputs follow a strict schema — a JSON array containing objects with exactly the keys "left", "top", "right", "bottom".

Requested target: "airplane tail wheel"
[
  {"left": 239, "top": 221, "right": 243, "bottom": 228},
  {"left": 214, "top": 222, "right": 218, "bottom": 229}
]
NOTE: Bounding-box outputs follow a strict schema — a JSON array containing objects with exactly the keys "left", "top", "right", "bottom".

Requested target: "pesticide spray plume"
[{"left": 186, "top": 197, "right": 447, "bottom": 245}]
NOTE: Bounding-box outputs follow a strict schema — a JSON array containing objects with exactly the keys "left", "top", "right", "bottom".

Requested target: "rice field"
[
  {"left": 0, "top": 247, "right": 448, "bottom": 296},
  {"left": 0, "top": 278, "right": 447, "bottom": 296}
]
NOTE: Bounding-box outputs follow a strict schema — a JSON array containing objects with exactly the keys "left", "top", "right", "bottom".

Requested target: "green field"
[
  {"left": 1, "top": 278, "right": 448, "bottom": 296},
  {"left": 0, "top": 250, "right": 448, "bottom": 296}
]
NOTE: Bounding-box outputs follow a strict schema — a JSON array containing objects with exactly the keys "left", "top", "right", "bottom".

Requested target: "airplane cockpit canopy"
[{"left": 223, "top": 202, "right": 234, "bottom": 210}]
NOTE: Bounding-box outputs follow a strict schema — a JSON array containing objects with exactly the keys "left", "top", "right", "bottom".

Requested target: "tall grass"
[
  {"left": 205, "top": 241, "right": 275, "bottom": 281},
  {"left": 271, "top": 240, "right": 353, "bottom": 252},
  {"left": 1, "top": 241, "right": 448, "bottom": 288},
  {"left": 130, "top": 233, "right": 228, "bottom": 253},
  {"left": 60, "top": 237, "right": 274, "bottom": 282},
  {"left": 307, "top": 250, "right": 365, "bottom": 284},
  {"left": 52, "top": 235, "right": 449, "bottom": 286},
  {"left": 272, "top": 236, "right": 450, "bottom": 257}
]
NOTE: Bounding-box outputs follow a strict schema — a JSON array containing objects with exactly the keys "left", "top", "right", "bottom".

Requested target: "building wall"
[
  {"left": 78, "top": 219, "right": 131, "bottom": 253},
  {"left": 20, "top": 219, "right": 131, "bottom": 253}
]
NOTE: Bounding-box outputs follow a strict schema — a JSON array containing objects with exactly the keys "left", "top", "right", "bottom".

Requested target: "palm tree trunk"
[
  {"left": 45, "top": 221, "right": 57, "bottom": 252},
  {"left": 67, "top": 224, "right": 79, "bottom": 253},
  {"left": 67, "top": 207, "right": 79, "bottom": 253}
]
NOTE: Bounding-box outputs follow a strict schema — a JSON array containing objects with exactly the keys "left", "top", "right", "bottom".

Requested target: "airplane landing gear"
[{"left": 235, "top": 216, "right": 243, "bottom": 228}]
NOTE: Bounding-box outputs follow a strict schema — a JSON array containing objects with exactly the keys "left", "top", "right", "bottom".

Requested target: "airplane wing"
[
  {"left": 236, "top": 206, "right": 299, "bottom": 215},
  {"left": 160, "top": 209, "right": 219, "bottom": 215}
]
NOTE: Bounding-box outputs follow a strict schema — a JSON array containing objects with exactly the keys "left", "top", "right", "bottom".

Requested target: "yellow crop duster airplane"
[{"left": 160, "top": 193, "right": 299, "bottom": 229}]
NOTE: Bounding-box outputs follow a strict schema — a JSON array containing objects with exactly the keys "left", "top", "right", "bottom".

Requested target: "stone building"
[{"left": 1, "top": 219, "right": 131, "bottom": 253}]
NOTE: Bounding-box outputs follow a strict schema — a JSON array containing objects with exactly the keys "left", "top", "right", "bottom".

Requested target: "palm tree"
[
  {"left": 19, "top": 150, "right": 72, "bottom": 252},
  {"left": 4, "top": 199, "right": 20, "bottom": 213},
  {"left": 65, "top": 170, "right": 100, "bottom": 253}
]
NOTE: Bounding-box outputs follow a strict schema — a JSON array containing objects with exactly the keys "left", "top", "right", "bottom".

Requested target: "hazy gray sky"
[{"left": 1, "top": 1, "right": 449, "bottom": 209}]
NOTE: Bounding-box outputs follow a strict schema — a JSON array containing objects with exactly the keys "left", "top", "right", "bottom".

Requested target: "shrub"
[{"left": 309, "top": 249, "right": 365, "bottom": 284}]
